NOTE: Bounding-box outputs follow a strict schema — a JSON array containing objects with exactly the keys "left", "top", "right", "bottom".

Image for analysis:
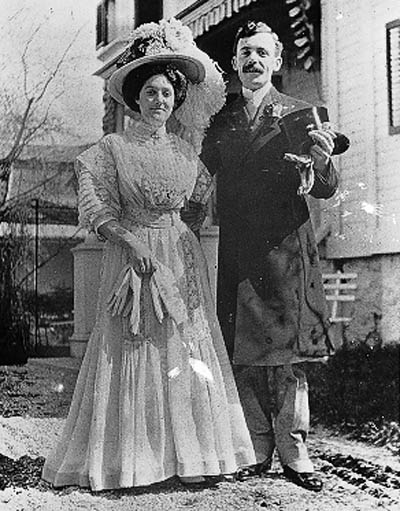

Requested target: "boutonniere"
[
  {"left": 259, "top": 102, "right": 283, "bottom": 124},
  {"left": 270, "top": 102, "right": 283, "bottom": 119},
  {"left": 257, "top": 102, "right": 283, "bottom": 136}
]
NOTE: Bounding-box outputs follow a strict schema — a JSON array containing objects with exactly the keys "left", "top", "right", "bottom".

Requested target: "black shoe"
[
  {"left": 236, "top": 458, "right": 272, "bottom": 481},
  {"left": 205, "top": 474, "right": 236, "bottom": 484},
  {"left": 283, "top": 465, "right": 323, "bottom": 492},
  {"left": 179, "top": 476, "right": 208, "bottom": 488}
]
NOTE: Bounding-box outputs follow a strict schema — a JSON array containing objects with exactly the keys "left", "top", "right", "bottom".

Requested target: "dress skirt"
[{"left": 42, "top": 217, "right": 255, "bottom": 490}]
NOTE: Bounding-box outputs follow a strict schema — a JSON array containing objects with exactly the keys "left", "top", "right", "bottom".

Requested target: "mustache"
[{"left": 242, "top": 63, "right": 263, "bottom": 73}]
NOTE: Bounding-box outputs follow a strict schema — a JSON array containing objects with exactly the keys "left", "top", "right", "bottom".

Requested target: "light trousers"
[{"left": 234, "top": 364, "right": 314, "bottom": 473}]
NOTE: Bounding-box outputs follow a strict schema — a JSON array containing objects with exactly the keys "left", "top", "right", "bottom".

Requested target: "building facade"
[{"left": 320, "top": 0, "right": 400, "bottom": 344}]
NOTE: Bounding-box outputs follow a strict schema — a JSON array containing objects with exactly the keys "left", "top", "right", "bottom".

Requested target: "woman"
[{"left": 42, "top": 19, "right": 255, "bottom": 491}]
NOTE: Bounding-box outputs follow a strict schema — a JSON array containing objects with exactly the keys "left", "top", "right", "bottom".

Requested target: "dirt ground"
[{"left": 0, "top": 359, "right": 399, "bottom": 511}]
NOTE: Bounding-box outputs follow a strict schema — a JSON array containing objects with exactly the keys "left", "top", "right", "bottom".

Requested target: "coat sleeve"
[
  {"left": 310, "top": 159, "right": 339, "bottom": 199},
  {"left": 180, "top": 155, "right": 214, "bottom": 235},
  {"left": 75, "top": 135, "right": 121, "bottom": 235},
  {"left": 190, "top": 159, "right": 214, "bottom": 205},
  {"left": 200, "top": 119, "right": 223, "bottom": 178}
]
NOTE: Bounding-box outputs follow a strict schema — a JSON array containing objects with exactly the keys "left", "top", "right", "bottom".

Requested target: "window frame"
[
  {"left": 386, "top": 19, "right": 400, "bottom": 135},
  {"left": 96, "top": 0, "right": 109, "bottom": 49}
]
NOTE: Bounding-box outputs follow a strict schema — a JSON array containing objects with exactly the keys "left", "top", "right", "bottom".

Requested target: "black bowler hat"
[{"left": 278, "top": 106, "right": 350, "bottom": 155}]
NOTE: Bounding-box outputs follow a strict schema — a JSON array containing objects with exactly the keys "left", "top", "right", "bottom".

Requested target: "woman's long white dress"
[{"left": 42, "top": 119, "right": 256, "bottom": 491}]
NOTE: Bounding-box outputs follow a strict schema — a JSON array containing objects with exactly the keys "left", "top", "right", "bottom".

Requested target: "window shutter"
[
  {"left": 96, "top": 1, "right": 109, "bottom": 49},
  {"left": 387, "top": 19, "right": 400, "bottom": 134}
]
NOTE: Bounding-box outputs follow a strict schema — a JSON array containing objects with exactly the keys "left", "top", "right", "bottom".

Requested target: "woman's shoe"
[
  {"left": 205, "top": 473, "right": 236, "bottom": 484},
  {"left": 220, "top": 473, "right": 236, "bottom": 483},
  {"left": 179, "top": 475, "right": 207, "bottom": 486},
  {"left": 236, "top": 458, "right": 272, "bottom": 481}
]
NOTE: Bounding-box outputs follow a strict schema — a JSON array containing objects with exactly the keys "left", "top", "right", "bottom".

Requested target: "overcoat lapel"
[
  {"left": 249, "top": 117, "right": 281, "bottom": 155},
  {"left": 217, "top": 96, "right": 250, "bottom": 169},
  {"left": 217, "top": 87, "right": 303, "bottom": 166},
  {"left": 241, "top": 87, "right": 287, "bottom": 160}
]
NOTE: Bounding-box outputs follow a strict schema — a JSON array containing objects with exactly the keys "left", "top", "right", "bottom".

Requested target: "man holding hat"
[{"left": 201, "top": 20, "right": 341, "bottom": 491}]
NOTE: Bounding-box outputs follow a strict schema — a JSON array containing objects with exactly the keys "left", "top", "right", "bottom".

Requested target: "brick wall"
[
  {"left": 320, "top": 1, "right": 400, "bottom": 344},
  {"left": 321, "top": 0, "right": 400, "bottom": 259},
  {"left": 381, "top": 255, "right": 400, "bottom": 343}
]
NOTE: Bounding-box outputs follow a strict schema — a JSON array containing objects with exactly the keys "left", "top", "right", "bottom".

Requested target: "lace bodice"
[{"left": 76, "top": 118, "right": 213, "bottom": 233}]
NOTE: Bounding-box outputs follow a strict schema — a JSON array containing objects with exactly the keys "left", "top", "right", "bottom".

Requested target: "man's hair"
[
  {"left": 233, "top": 20, "right": 283, "bottom": 57},
  {"left": 122, "top": 63, "right": 188, "bottom": 112}
]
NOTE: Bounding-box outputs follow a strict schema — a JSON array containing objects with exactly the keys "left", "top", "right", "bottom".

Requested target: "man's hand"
[
  {"left": 180, "top": 201, "right": 207, "bottom": 233},
  {"left": 308, "top": 124, "right": 336, "bottom": 171}
]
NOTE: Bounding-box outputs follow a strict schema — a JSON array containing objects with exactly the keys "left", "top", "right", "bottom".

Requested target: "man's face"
[{"left": 232, "top": 32, "right": 282, "bottom": 91}]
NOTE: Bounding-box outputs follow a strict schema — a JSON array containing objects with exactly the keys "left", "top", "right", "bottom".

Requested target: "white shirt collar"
[{"left": 242, "top": 82, "right": 273, "bottom": 109}]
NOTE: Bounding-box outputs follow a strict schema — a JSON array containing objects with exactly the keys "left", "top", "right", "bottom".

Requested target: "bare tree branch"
[
  {"left": 34, "top": 27, "right": 82, "bottom": 106},
  {"left": 21, "top": 114, "right": 52, "bottom": 147},
  {"left": 27, "top": 89, "right": 64, "bottom": 128},
  {"left": 0, "top": 97, "right": 34, "bottom": 181},
  {"left": 1, "top": 171, "right": 61, "bottom": 213},
  {"left": 20, "top": 23, "right": 42, "bottom": 100},
  {"left": 7, "top": 7, "right": 25, "bottom": 23},
  {"left": 0, "top": 21, "right": 82, "bottom": 209}
]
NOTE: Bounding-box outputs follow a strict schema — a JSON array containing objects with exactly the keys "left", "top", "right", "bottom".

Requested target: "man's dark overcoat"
[{"left": 201, "top": 87, "right": 338, "bottom": 366}]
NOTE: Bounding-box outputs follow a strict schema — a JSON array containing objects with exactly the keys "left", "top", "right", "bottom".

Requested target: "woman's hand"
[
  {"left": 129, "top": 241, "right": 158, "bottom": 275},
  {"left": 97, "top": 220, "right": 158, "bottom": 274}
]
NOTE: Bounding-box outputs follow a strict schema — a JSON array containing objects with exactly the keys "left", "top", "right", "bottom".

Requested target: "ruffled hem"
[{"left": 42, "top": 454, "right": 250, "bottom": 491}]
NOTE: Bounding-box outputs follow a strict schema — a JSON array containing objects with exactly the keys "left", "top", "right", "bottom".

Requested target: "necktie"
[{"left": 245, "top": 98, "right": 257, "bottom": 120}]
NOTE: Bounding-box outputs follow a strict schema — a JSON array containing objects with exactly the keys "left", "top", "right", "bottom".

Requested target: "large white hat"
[
  {"left": 109, "top": 54, "right": 205, "bottom": 106},
  {"left": 107, "top": 19, "right": 226, "bottom": 154}
]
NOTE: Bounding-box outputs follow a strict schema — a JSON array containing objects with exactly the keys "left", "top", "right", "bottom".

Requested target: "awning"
[{"left": 177, "top": 0, "right": 259, "bottom": 39}]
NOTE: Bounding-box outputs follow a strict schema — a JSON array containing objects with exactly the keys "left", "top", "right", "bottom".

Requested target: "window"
[
  {"left": 96, "top": 0, "right": 116, "bottom": 49},
  {"left": 136, "top": 0, "right": 162, "bottom": 27},
  {"left": 96, "top": 1, "right": 109, "bottom": 48},
  {"left": 387, "top": 19, "right": 400, "bottom": 134}
]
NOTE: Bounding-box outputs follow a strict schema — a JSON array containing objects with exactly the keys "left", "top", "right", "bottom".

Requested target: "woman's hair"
[{"left": 121, "top": 63, "right": 188, "bottom": 112}]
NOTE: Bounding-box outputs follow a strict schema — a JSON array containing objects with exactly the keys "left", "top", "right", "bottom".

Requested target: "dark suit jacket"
[{"left": 201, "top": 86, "right": 338, "bottom": 365}]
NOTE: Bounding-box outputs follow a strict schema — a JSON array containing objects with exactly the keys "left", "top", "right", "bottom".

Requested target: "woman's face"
[{"left": 136, "top": 74, "right": 175, "bottom": 127}]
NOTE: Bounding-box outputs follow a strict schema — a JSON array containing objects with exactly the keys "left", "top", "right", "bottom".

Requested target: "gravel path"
[{"left": 0, "top": 359, "right": 399, "bottom": 511}]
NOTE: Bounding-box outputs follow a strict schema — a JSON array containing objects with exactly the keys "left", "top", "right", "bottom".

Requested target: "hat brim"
[{"left": 108, "top": 54, "right": 206, "bottom": 106}]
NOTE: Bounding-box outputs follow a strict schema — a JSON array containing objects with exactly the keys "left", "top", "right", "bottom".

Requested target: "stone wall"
[
  {"left": 338, "top": 257, "right": 383, "bottom": 346},
  {"left": 381, "top": 255, "right": 400, "bottom": 344},
  {"left": 322, "top": 252, "right": 400, "bottom": 346}
]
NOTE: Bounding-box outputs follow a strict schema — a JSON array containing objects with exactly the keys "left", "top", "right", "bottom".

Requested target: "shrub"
[
  {"left": 0, "top": 235, "right": 30, "bottom": 365},
  {"left": 305, "top": 343, "right": 400, "bottom": 427},
  {"left": 24, "top": 287, "right": 73, "bottom": 321}
]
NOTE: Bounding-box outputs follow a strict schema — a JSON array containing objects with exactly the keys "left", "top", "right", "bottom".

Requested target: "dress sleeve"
[
  {"left": 75, "top": 136, "right": 121, "bottom": 235},
  {"left": 190, "top": 159, "right": 214, "bottom": 205}
]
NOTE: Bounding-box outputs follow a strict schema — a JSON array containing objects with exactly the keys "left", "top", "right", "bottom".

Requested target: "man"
[{"left": 201, "top": 21, "right": 339, "bottom": 492}]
